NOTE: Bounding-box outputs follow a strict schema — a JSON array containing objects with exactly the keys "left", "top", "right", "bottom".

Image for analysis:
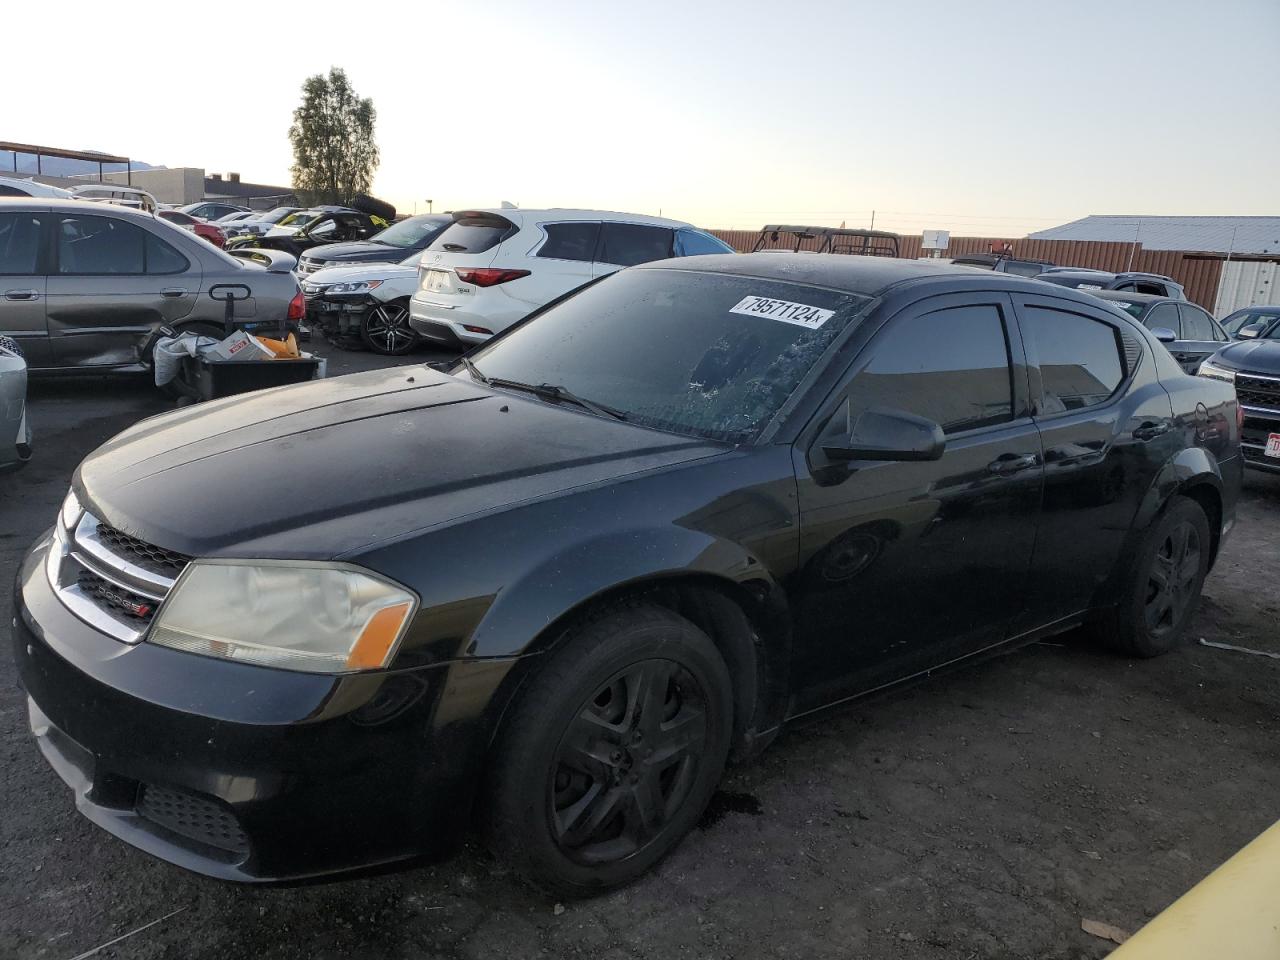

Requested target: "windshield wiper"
[{"left": 460, "top": 360, "right": 626, "bottom": 421}]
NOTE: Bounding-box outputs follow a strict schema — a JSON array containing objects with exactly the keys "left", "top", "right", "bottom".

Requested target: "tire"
[
  {"left": 483, "top": 604, "right": 733, "bottom": 898},
  {"left": 360, "top": 299, "right": 420, "bottom": 355},
  {"left": 1099, "top": 495, "right": 1211, "bottom": 658}
]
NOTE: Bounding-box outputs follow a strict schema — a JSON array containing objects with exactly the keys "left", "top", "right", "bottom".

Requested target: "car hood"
[
  {"left": 305, "top": 262, "right": 416, "bottom": 286},
  {"left": 305, "top": 241, "right": 406, "bottom": 263},
  {"left": 1212, "top": 338, "right": 1280, "bottom": 374},
  {"left": 75, "top": 368, "right": 726, "bottom": 560}
]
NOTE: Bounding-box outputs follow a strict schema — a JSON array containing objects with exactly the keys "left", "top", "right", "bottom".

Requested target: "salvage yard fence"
[{"left": 708, "top": 229, "right": 1280, "bottom": 315}]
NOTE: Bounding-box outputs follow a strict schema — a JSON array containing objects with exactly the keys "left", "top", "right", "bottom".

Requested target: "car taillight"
[
  {"left": 454, "top": 268, "right": 530, "bottom": 287},
  {"left": 287, "top": 289, "right": 305, "bottom": 322}
]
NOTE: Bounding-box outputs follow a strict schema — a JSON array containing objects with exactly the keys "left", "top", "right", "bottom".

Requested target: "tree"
[{"left": 288, "top": 67, "right": 379, "bottom": 206}]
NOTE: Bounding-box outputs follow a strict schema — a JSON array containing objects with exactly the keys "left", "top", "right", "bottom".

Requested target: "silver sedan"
[
  {"left": 0, "top": 199, "right": 301, "bottom": 371},
  {"left": 0, "top": 336, "right": 31, "bottom": 472}
]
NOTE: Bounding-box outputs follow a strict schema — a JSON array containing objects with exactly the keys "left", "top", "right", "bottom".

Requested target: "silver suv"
[{"left": 0, "top": 199, "right": 302, "bottom": 371}]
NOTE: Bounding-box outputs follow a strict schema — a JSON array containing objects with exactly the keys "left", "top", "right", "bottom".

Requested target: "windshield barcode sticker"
[{"left": 729, "top": 296, "right": 834, "bottom": 329}]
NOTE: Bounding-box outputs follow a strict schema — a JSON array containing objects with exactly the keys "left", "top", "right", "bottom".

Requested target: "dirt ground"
[{"left": 2, "top": 347, "right": 1278, "bottom": 960}]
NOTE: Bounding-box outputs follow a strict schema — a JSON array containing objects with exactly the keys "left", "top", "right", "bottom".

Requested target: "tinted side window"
[
  {"left": 57, "top": 215, "right": 145, "bottom": 274},
  {"left": 0, "top": 212, "right": 41, "bottom": 274},
  {"left": 847, "top": 303, "right": 1013, "bottom": 434},
  {"left": 596, "top": 223, "right": 674, "bottom": 267},
  {"left": 674, "top": 229, "right": 735, "bottom": 257},
  {"left": 538, "top": 222, "right": 600, "bottom": 262},
  {"left": 146, "top": 233, "right": 189, "bottom": 274},
  {"left": 1179, "top": 304, "right": 1216, "bottom": 341},
  {"left": 1145, "top": 302, "right": 1181, "bottom": 335},
  {"left": 1133, "top": 281, "right": 1165, "bottom": 296},
  {"left": 1023, "top": 306, "right": 1124, "bottom": 413}
]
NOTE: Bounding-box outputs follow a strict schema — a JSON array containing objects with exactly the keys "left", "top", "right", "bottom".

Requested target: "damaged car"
[
  {"left": 14, "top": 255, "right": 1240, "bottom": 897},
  {"left": 302, "top": 252, "right": 425, "bottom": 354},
  {"left": 0, "top": 200, "right": 303, "bottom": 372}
]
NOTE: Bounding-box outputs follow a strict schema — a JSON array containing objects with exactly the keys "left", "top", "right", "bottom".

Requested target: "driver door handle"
[
  {"left": 1134, "top": 421, "right": 1171, "bottom": 442},
  {"left": 987, "top": 452, "right": 1039, "bottom": 475},
  {"left": 161, "top": 288, "right": 187, "bottom": 298},
  {"left": 4, "top": 289, "right": 39, "bottom": 301}
]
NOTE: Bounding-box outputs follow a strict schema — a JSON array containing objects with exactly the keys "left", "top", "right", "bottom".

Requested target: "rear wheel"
[
  {"left": 1100, "top": 496, "right": 1211, "bottom": 657},
  {"left": 484, "top": 605, "right": 733, "bottom": 898},
  {"left": 360, "top": 299, "right": 420, "bottom": 355}
]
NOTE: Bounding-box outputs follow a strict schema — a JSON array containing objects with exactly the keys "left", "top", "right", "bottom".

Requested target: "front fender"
[{"left": 467, "top": 523, "right": 779, "bottom": 660}]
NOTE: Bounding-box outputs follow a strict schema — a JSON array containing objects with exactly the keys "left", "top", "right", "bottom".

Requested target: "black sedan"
[
  {"left": 14, "top": 255, "right": 1241, "bottom": 897},
  {"left": 296, "top": 214, "right": 451, "bottom": 277},
  {"left": 1087, "top": 290, "right": 1230, "bottom": 374}
]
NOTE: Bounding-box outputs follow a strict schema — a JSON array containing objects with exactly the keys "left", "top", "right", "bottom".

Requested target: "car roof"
[
  {"left": 1088, "top": 290, "right": 1171, "bottom": 304},
  {"left": 635, "top": 251, "right": 1113, "bottom": 301},
  {"left": 0, "top": 196, "right": 167, "bottom": 223},
  {"left": 1225, "top": 304, "right": 1280, "bottom": 315},
  {"left": 458, "top": 208, "right": 696, "bottom": 229}
]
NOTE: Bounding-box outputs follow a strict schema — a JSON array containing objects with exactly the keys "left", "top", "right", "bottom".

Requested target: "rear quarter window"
[
  {"left": 1023, "top": 306, "right": 1125, "bottom": 412},
  {"left": 428, "top": 217, "right": 515, "bottom": 255}
]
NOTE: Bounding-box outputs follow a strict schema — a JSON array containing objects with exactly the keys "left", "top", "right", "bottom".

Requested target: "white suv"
[{"left": 408, "top": 208, "right": 732, "bottom": 347}]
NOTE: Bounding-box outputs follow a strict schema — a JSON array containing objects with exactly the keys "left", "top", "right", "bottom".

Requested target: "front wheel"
[
  {"left": 360, "top": 299, "right": 420, "bottom": 355},
  {"left": 483, "top": 605, "right": 733, "bottom": 898},
  {"left": 1099, "top": 495, "right": 1211, "bottom": 657}
]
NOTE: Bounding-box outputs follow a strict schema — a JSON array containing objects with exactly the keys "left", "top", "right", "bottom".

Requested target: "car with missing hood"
[
  {"left": 14, "top": 254, "right": 1240, "bottom": 896},
  {"left": 301, "top": 251, "right": 425, "bottom": 354},
  {"left": 0, "top": 199, "right": 303, "bottom": 371},
  {"left": 225, "top": 207, "right": 390, "bottom": 258}
]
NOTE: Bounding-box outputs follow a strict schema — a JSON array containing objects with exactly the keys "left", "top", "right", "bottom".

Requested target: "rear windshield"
[
  {"left": 469, "top": 268, "right": 872, "bottom": 443},
  {"left": 428, "top": 216, "right": 514, "bottom": 254}
]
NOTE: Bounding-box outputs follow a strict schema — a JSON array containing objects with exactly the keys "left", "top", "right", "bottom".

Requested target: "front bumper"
[
  {"left": 13, "top": 534, "right": 517, "bottom": 882},
  {"left": 304, "top": 294, "right": 374, "bottom": 341}
]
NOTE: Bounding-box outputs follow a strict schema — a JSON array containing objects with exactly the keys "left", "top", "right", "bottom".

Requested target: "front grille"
[
  {"left": 75, "top": 570, "right": 157, "bottom": 623},
  {"left": 51, "top": 512, "right": 187, "bottom": 643},
  {"left": 298, "top": 257, "right": 322, "bottom": 275},
  {"left": 136, "top": 784, "right": 250, "bottom": 857},
  {"left": 96, "top": 523, "right": 191, "bottom": 578},
  {"left": 1236, "top": 373, "right": 1280, "bottom": 410}
]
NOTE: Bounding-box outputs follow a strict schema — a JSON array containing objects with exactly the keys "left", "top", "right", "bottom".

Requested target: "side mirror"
[
  {"left": 819, "top": 402, "right": 946, "bottom": 463},
  {"left": 1150, "top": 327, "right": 1178, "bottom": 344},
  {"left": 1237, "top": 321, "right": 1267, "bottom": 340}
]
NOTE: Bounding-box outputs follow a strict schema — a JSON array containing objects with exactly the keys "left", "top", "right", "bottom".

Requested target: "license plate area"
[
  {"left": 423, "top": 269, "right": 452, "bottom": 294},
  {"left": 1266, "top": 433, "right": 1280, "bottom": 459}
]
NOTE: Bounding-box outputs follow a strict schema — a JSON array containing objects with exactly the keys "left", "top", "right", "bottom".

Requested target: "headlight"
[
  {"left": 60, "top": 489, "right": 83, "bottom": 531},
  {"left": 327, "top": 280, "right": 383, "bottom": 295},
  {"left": 1198, "top": 359, "right": 1236, "bottom": 384},
  {"left": 149, "top": 561, "right": 417, "bottom": 674}
]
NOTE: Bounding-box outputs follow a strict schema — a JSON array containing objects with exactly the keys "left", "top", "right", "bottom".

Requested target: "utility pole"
[
  {"left": 870, "top": 210, "right": 876, "bottom": 230},
  {"left": 1127, "top": 219, "right": 1142, "bottom": 272}
]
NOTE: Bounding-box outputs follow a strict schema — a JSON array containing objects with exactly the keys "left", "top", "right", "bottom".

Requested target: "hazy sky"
[{"left": 8, "top": 0, "right": 1277, "bottom": 236}]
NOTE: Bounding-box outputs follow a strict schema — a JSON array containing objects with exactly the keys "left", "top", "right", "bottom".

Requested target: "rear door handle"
[
  {"left": 4, "top": 289, "right": 39, "bottom": 301},
  {"left": 987, "top": 452, "right": 1039, "bottom": 475},
  {"left": 161, "top": 288, "right": 187, "bottom": 298},
  {"left": 1134, "top": 421, "right": 1171, "bottom": 441}
]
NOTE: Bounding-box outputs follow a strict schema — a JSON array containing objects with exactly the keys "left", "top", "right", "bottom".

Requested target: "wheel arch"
[{"left": 486, "top": 569, "right": 792, "bottom": 768}]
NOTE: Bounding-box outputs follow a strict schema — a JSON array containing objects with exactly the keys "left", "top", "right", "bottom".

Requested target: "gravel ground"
[{"left": 2, "top": 345, "right": 1278, "bottom": 960}]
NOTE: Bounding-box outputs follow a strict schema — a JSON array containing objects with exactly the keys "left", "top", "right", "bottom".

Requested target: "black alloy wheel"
[
  {"left": 361, "top": 300, "right": 420, "bottom": 355},
  {"left": 484, "top": 604, "right": 732, "bottom": 897},
  {"left": 1099, "top": 495, "right": 1211, "bottom": 657},
  {"left": 1144, "top": 519, "right": 1201, "bottom": 639},
  {"left": 551, "top": 659, "right": 707, "bottom": 865}
]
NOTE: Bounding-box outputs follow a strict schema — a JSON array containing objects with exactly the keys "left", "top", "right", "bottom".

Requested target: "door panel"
[
  {"left": 0, "top": 211, "right": 51, "bottom": 367},
  {"left": 1011, "top": 295, "right": 1174, "bottom": 632},
  {"left": 789, "top": 294, "right": 1042, "bottom": 714},
  {"left": 46, "top": 212, "right": 193, "bottom": 367}
]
